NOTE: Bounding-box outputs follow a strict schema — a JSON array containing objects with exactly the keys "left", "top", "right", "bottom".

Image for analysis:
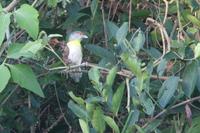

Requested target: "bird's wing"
[{"left": 61, "top": 42, "right": 71, "bottom": 64}]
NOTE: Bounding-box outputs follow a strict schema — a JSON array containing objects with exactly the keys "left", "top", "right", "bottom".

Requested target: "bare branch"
[{"left": 4, "top": 0, "right": 20, "bottom": 12}]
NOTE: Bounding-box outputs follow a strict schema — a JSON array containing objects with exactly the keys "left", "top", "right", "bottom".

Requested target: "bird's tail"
[{"left": 69, "top": 67, "right": 82, "bottom": 82}]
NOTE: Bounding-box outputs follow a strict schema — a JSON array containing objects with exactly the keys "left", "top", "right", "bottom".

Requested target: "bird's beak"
[{"left": 82, "top": 35, "right": 88, "bottom": 39}]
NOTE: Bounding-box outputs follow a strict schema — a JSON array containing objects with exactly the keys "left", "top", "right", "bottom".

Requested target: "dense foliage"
[{"left": 0, "top": 0, "right": 200, "bottom": 132}]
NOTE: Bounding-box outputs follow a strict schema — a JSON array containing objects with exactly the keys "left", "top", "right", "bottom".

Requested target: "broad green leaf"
[
  {"left": 185, "top": 116, "right": 200, "bottom": 133},
  {"left": 143, "top": 120, "right": 162, "bottom": 133},
  {"left": 121, "top": 53, "right": 142, "bottom": 77},
  {"left": 131, "top": 30, "right": 145, "bottom": 52},
  {"left": 7, "top": 40, "right": 44, "bottom": 59},
  {"left": 85, "top": 96, "right": 104, "bottom": 104},
  {"left": 0, "top": 65, "right": 10, "bottom": 92},
  {"left": 68, "top": 91, "right": 85, "bottom": 106},
  {"left": 88, "top": 67, "right": 100, "bottom": 84},
  {"left": 106, "top": 20, "right": 119, "bottom": 40},
  {"left": 135, "top": 125, "right": 145, "bottom": 133},
  {"left": 68, "top": 100, "right": 89, "bottom": 120},
  {"left": 86, "top": 103, "right": 95, "bottom": 118},
  {"left": 158, "top": 76, "right": 179, "bottom": 108},
  {"left": 104, "top": 115, "right": 120, "bottom": 133},
  {"left": 122, "top": 110, "right": 140, "bottom": 133},
  {"left": 103, "top": 66, "right": 117, "bottom": 100},
  {"left": 196, "top": 67, "right": 200, "bottom": 92},
  {"left": 85, "top": 44, "right": 116, "bottom": 63},
  {"left": 0, "top": 4, "right": 2, "bottom": 11},
  {"left": 8, "top": 64, "right": 44, "bottom": 97},
  {"left": 0, "top": 13, "right": 10, "bottom": 46},
  {"left": 14, "top": 4, "right": 39, "bottom": 39},
  {"left": 106, "top": 66, "right": 117, "bottom": 87},
  {"left": 79, "top": 119, "right": 89, "bottom": 133},
  {"left": 182, "top": 61, "right": 198, "bottom": 97},
  {"left": 91, "top": 0, "right": 99, "bottom": 17},
  {"left": 182, "top": 11, "right": 200, "bottom": 27},
  {"left": 47, "top": 0, "right": 58, "bottom": 7},
  {"left": 140, "top": 93, "right": 155, "bottom": 115},
  {"left": 116, "top": 22, "right": 128, "bottom": 43},
  {"left": 92, "top": 107, "right": 105, "bottom": 133},
  {"left": 112, "top": 82, "right": 125, "bottom": 115},
  {"left": 7, "top": 43, "right": 25, "bottom": 59},
  {"left": 194, "top": 43, "right": 200, "bottom": 58},
  {"left": 157, "top": 59, "right": 167, "bottom": 76}
]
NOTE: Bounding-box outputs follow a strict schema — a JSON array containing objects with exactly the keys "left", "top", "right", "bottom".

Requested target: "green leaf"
[
  {"left": 68, "top": 100, "right": 89, "bottom": 120},
  {"left": 0, "top": 13, "right": 10, "bottom": 46},
  {"left": 185, "top": 116, "right": 200, "bottom": 133},
  {"left": 182, "top": 61, "right": 198, "bottom": 97},
  {"left": 88, "top": 67, "right": 100, "bottom": 84},
  {"left": 85, "top": 96, "right": 104, "bottom": 104},
  {"left": 14, "top": 4, "right": 39, "bottom": 39},
  {"left": 85, "top": 44, "right": 116, "bottom": 64},
  {"left": 143, "top": 120, "right": 162, "bottom": 133},
  {"left": 158, "top": 76, "right": 179, "bottom": 108},
  {"left": 121, "top": 53, "right": 142, "bottom": 77},
  {"left": 131, "top": 29, "right": 145, "bottom": 52},
  {"left": 7, "top": 40, "right": 44, "bottom": 59},
  {"left": 68, "top": 91, "right": 85, "bottom": 106},
  {"left": 106, "top": 20, "right": 119, "bottom": 40},
  {"left": 79, "top": 119, "right": 89, "bottom": 133},
  {"left": 92, "top": 107, "right": 105, "bottom": 133},
  {"left": 0, "top": 65, "right": 10, "bottom": 92},
  {"left": 112, "top": 82, "right": 125, "bottom": 115},
  {"left": 122, "top": 110, "right": 140, "bottom": 133},
  {"left": 47, "top": 0, "right": 58, "bottom": 7},
  {"left": 104, "top": 115, "right": 120, "bottom": 133},
  {"left": 116, "top": 22, "right": 128, "bottom": 43},
  {"left": 140, "top": 93, "right": 155, "bottom": 115},
  {"left": 91, "top": 0, "right": 99, "bottom": 17},
  {"left": 157, "top": 59, "right": 167, "bottom": 77},
  {"left": 194, "top": 43, "right": 200, "bottom": 59},
  {"left": 182, "top": 11, "right": 200, "bottom": 27},
  {"left": 8, "top": 64, "right": 44, "bottom": 97},
  {"left": 106, "top": 66, "right": 118, "bottom": 87}
]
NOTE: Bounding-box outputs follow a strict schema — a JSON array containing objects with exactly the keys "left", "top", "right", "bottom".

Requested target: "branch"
[
  {"left": 4, "top": 0, "right": 20, "bottom": 12},
  {"left": 142, "top": 95, "right": 200, "bottom": 128},
  {"left": 49, "top": 62, "right": 173, "bottom": 81}
]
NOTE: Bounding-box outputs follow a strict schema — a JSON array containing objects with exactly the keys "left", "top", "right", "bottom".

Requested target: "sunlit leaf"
[
  {"left": 0, "top": 13, "right": 10, "bottom": 46},
  {"left": 92, "top": 107, "right": 105, "bottom": 133},
  {"left": 194, "top": 43, "right": 200, "bottom": 59},
  {"left": 112, "top": 82, "right": 125, "bottom": 115},
  {"left": 104, "top": 115, "right": 120, "bottom": 133},
  {"left": 8, "top": 64, "right": 44, "bottom": 97},
  {"left": 79, "top": 119, "right": 89, "bottom": 133},
  {"left": 68, "top": 91, "right": 85, "bottom": 106},
  {"left": 68, "top": 100, "right": 89, "bottom": 120},
  {"left": 0, "top": 65, "right": 10, "bottom": 92},
  {"left": 14, "top": 4, "right": 39, "bottom": 39},
  {"left": 47, "top": 0, "right": 58, "bottom": 7}
]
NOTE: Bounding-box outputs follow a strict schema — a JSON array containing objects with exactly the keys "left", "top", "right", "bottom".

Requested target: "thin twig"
[
  {"left": 54, "top": 83, "right": 72, "bottom": 133},
  {"left": 4, "top": 0, "right": 20, "bottom": 12},
  {"left": 44, "top": 114, "right": 65, "bottom": 133},
  {"left": 0, "top": 86, "right": 18, "bottom": 108},
  {"left": 128, "top": 0, "right": 132, "bottom": 32},
  {"left": 101, "top": 0, "right": 108, "bottom": 47},
  {"left": 142, "top": 96, "right": 200, "bottom": 128},
  {"left": 163, "top": 0, "right": 169, "bottom": 25},
  {"left": 126, "top": 78, "right": 130, "bottom": 112}
]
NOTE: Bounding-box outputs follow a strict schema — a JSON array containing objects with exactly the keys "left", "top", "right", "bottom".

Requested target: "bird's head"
[{"left": 68, "top": 31, "right": 88, "bottom": 41}]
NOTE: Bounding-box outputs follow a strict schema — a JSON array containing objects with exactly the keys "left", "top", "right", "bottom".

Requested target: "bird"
[{"left": 62, "top": 31, "right": 88, "bottom": 82}]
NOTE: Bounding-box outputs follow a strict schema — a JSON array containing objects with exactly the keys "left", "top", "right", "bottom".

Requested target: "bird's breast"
[{"left": 67, "top": 45, "right": 82, "bottom": 65}]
